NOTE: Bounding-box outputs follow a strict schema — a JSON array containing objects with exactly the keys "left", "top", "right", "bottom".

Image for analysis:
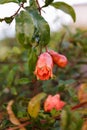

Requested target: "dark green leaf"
[
  {"left": 61, "top": 106, "right": 83, "bottom": 130},
  {"left": 17, "top": 78, "right": 31, "bottom": 85},
  {"left": 16, "top": 11, "right": 34, "bottom": 48},
  {"left": 64, "top": 79, "right": 75, "bottom": 84},
  {"left": 10, "top": 87, "right": 17, "bottom": 95},
  {"left": 44, "top": 0, "right": 54, "bottom": 6},
  {"left": 7, "top": 69, "right": 16, "bottom": 86},
  {"left": 18, "top": 0, "right": 26, "bottom": 3},
  {"left": 27, "top": 9, "right": 50, "bottom": 46},
  {"left": 0, "top": 18, "right": 3, "bottom": 22},
  {"left": 4, "top": 17, "right": 13, "bottom": 24},
  {"left": 28, "top": 48, "right": 38, "bottom": 74},
  {"left": 51, "top": 2, "right": 76, "bottom": 22},
  {"left": 0, "top": 0, "right": 18, "bottom": 4}
]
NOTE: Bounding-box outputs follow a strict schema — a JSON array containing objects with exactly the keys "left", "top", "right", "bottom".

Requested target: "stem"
[
  {"left": 36, "top": 0, "right": 41, "bottom": 14},
  {"left": 0, "top": 61, "right": 25, "bottom": 65},
  {"left": 39, "top": 45, "right": 42, "bottom": 54},
  {"left": 7, "top": 121, "right": 31, "bottom": 130},
  {"left": 45, "top": 46, "right": 48, "bottom": 52},
  {"left": 71, "top": 102, "right": 87, "bottom": 110}
]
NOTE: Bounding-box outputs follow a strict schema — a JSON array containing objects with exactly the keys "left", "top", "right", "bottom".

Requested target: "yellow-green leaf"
[
  {"left": 0, "top": 0, "right": 18, "bottom": 4},
  {"left": 28, "top": 92, "right": 47, "bottom": 118},
  {"left": 61, "top": 109, "right": 68, "bottom": 130}
]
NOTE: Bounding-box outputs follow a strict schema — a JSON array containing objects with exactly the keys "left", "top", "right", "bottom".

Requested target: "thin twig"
[
  {"left": 11, "top": 3, "right": 24, "bottom": 18},
  {"left": 0, "top": 2, "right": 24, "bottom": 22},
  {"left": 7, "top": 121, "right": 31, "bottom": 130},
  {"left": 36, "top": 0, "right": 41, "bottom": 14},
  {"left": 71, "top": 102, "right": 87, "bottom": 110},
  {"left": 0, "top": 60, "right": 25, "bottom": 65}
]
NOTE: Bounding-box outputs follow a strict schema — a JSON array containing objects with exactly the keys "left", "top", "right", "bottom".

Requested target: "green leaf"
[
  {"left": 16, "top": 11, "right": 34, "bottom": 48},
  {"left": 28, "top": 48, "right": 38, "bottom": 74},
  {"left": 0, "top": 18, "right": 3, "bottom": 22},
  {"left": 64, "top": 79, "right": 76, "bottom": 84},
  {"left": 10, "top": 87, "right": 17, "bottom": 95},
  {"left": 7, "top": 68, "right": 16, "bottom": 86},
  {"left": 28, "top": 92, "right": 47, "bottom": 118},
  {"left": 61, "top": 109, "right": 69, "bottom": 130},
  {"left": 4, "top": 17, "right": 13, "bottom": 24},
  {"left": 27, "top": 9, "right": 50, "bottom": 46},
  {"left": 51, "top": 2, "right": 76, "bottom": 22},
  {"left": 44, "top": 0, "right": 54, "bottom": 6},
  {"left": 29, "top": 0, "right": 38, "bottom": 9},
  {"left": 61, "top": 106, "right": 83, "bottom": 130},
  {"left": 17, "top": 78, "right": 31, "bottom": 85},
  {"left": 0, "top": 0, "right": 18, "bottom": 4},
  {"left": 18, "top": 0, "right": 26, "bottom": 3}
]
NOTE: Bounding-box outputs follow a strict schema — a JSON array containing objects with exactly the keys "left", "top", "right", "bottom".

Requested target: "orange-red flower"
[
  {"left": 48, "top": 50, "right": 68, "bottom": 68},
  {"left": 34, "top": 52, "right": 53, "bottom": 80},
  {"left": 44, "top": 94, "right": 66, "bottom": 112}
]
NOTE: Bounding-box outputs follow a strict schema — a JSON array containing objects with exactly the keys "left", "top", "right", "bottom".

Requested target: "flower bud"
[
  {"left": 44, "top": 94, "right": 66, "bottom": 112},
  {"left": 34, "top": 52, "right": 53, "bottom": 80},
  {"left": 48, "top": 50, "right": 68, "bottom": 68}
]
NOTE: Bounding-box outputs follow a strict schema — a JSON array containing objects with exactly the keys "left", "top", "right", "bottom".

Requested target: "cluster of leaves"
[
  {"left": 0, "top": 0, "right": 87, "bottom": 130},
  {"left": 0, "top": 29, "right": 87, "bottom": 130}
]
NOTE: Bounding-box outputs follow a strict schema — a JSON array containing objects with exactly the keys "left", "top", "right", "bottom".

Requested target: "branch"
[
  {"left": 7, "top": 121, "right": 31, "bottom": 130},
  {"left": 71, "top": 102, "right": 87, "bottom": 110},
  {"left": 11, "top": 2, "right": 24, "bottom": 18},
  {"left": 0, "top": 2, "right": 24, "bottom": 22},
  {"left": 0, "top": 61, "right": 25, "bottom": 65}
]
